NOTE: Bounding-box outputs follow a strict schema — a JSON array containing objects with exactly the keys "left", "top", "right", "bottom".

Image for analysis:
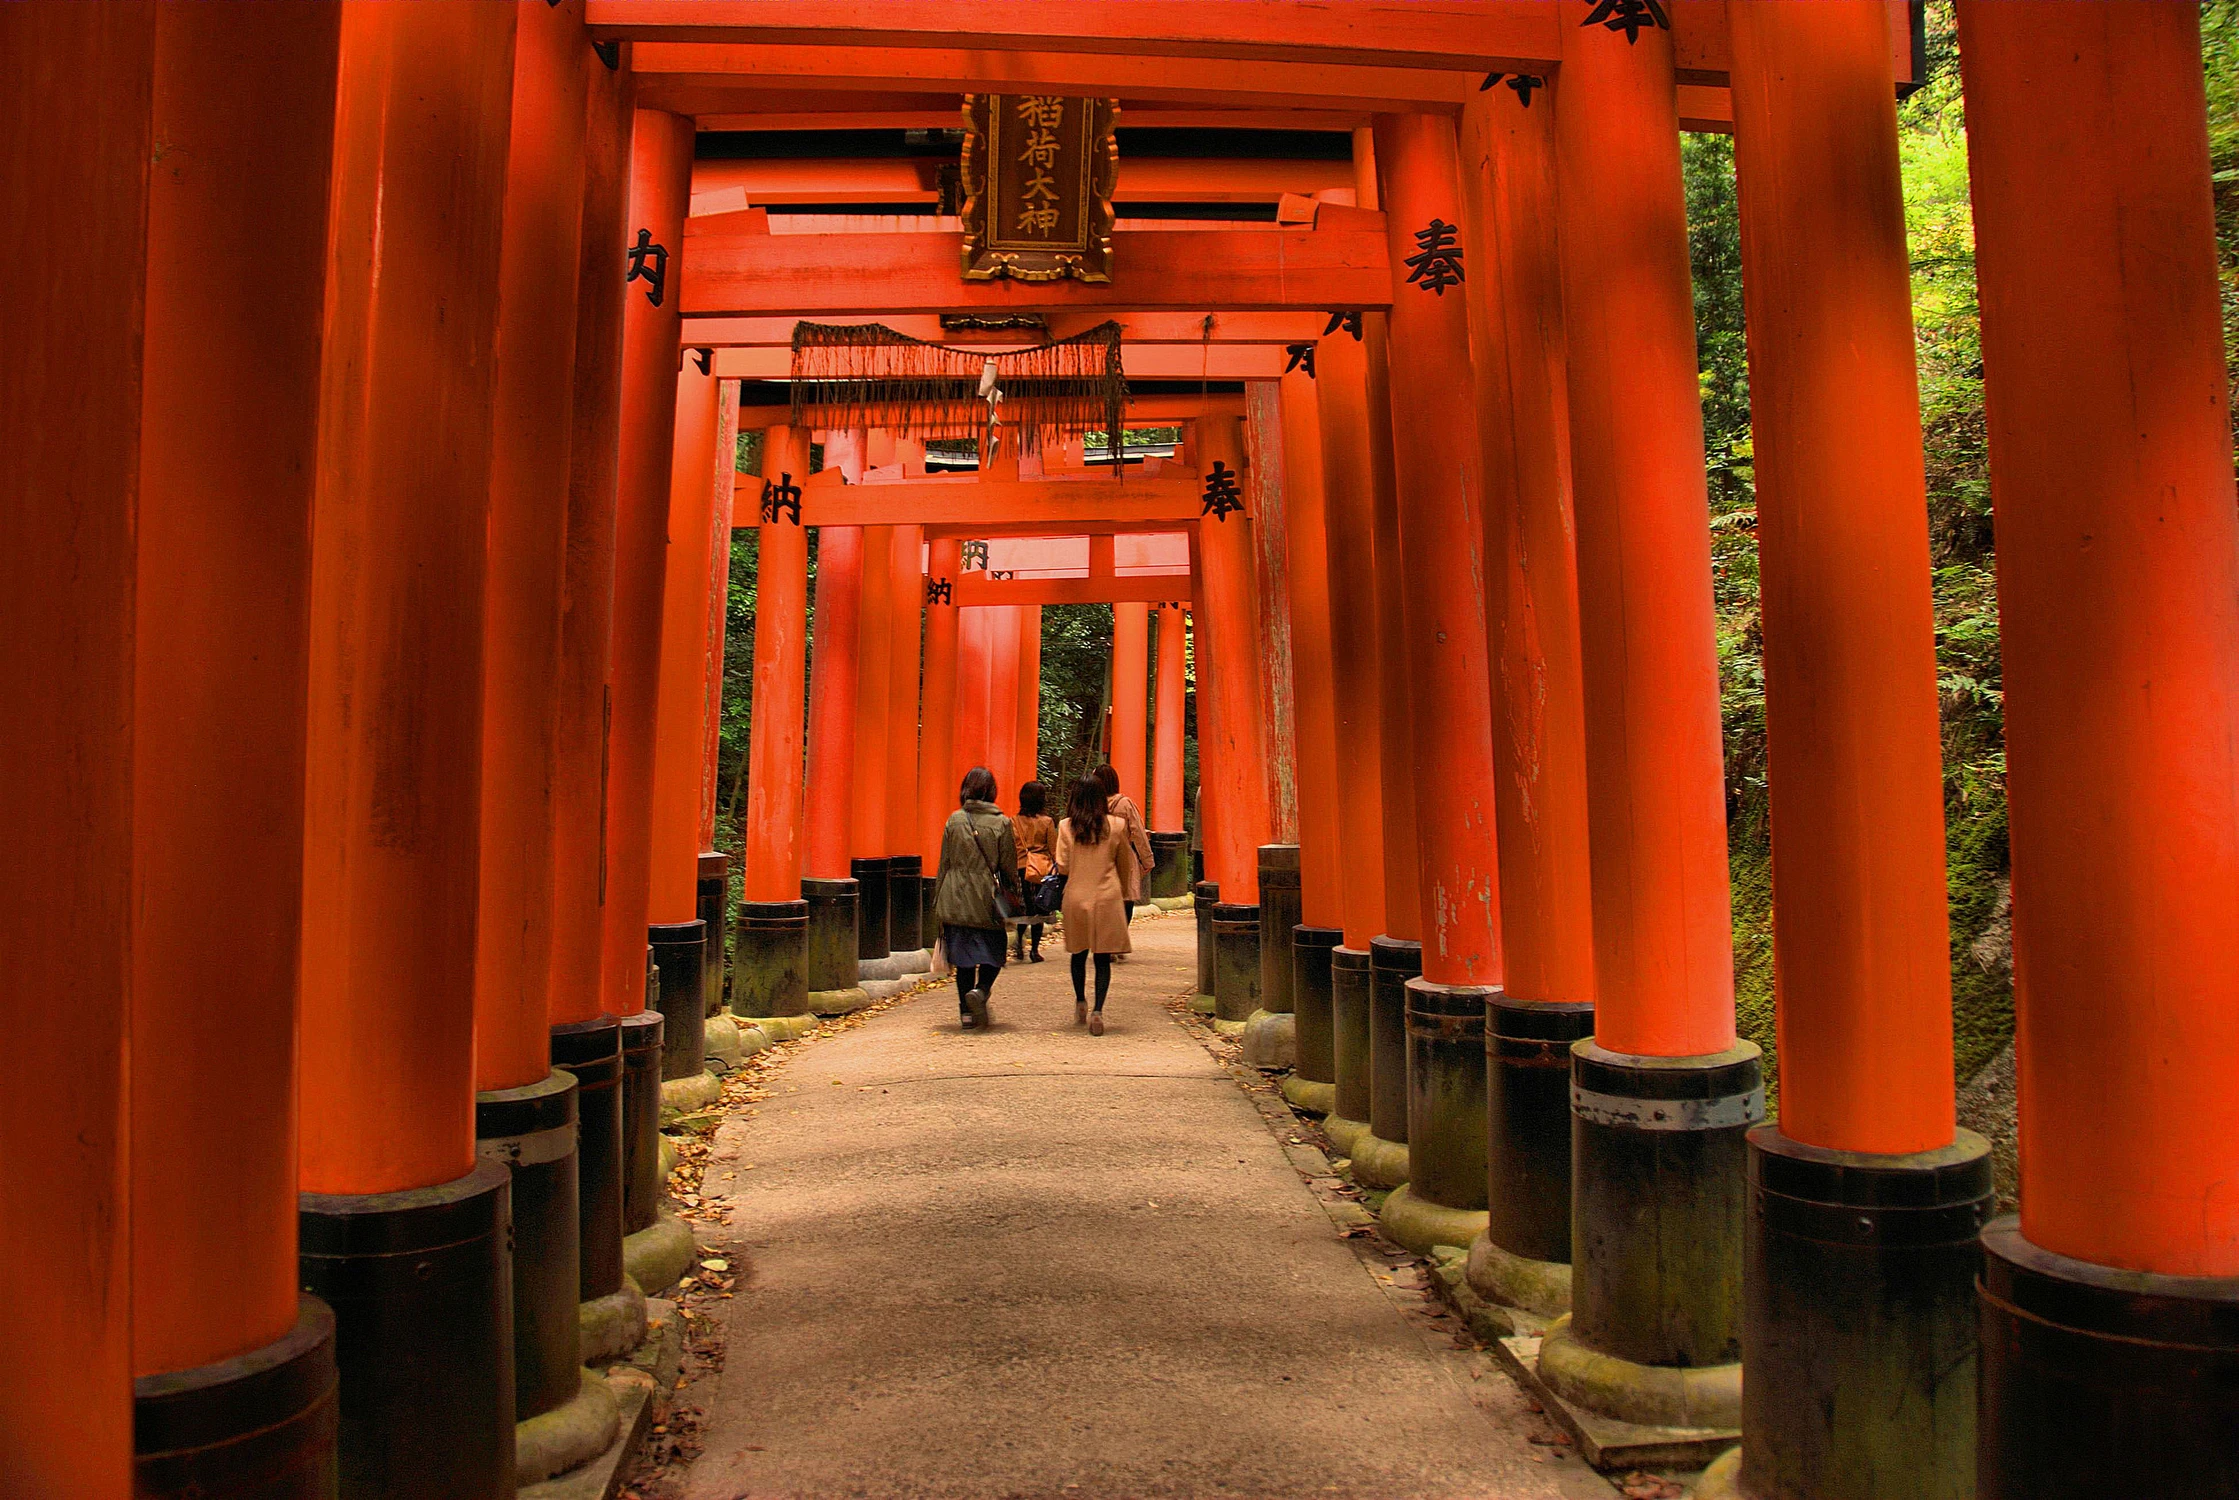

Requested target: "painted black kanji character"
[
  {"left": 1284, "top": 343, "right": 1316, "bottom": 378},
  {"left": 625, "top": 228, "right": 667, "bottom": 307},
  {"left": 1480, "top": 71, "right": 1545, "bottom": 106},
  {"left": 1581, "top": 0, "right": 1669, "bottom": 44},
  {"left": 1323, "top": 310, "right": 1363, "bottom": 340},
  {"left": 961, "top": 539, "right": 990, "bottom": 570},
  {"left": 760, "top": 472, "right": 801, "bottom": 525},
  {"left": 925, "top": 577, "right": 952, "bottom": 605},
  {"left": 1201, "top": 460, "right": 1245, "bottom": 521},
  {"left": 1405, "top": 220, "right": 1465, "bottom": 296}
]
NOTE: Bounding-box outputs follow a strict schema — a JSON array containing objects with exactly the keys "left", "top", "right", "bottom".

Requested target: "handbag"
[
  {"left": 1035, "top": 871, "right": 1067, "bottom": 916},
  {"left": 930, "top": 934, "right": 952, "bottom": 978},
  {"left": 965, "top": 817, "right": 1024, "bottom": 921}
]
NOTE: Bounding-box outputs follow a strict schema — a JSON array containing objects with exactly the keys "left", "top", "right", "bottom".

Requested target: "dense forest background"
[{"left": 711, "top": 1, "right": 2239, "bottom": 1114}]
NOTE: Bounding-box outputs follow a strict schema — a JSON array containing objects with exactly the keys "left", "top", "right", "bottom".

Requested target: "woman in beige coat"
[{"left": 1055, "top": 775, "right": 1138, "bottom": 1034}]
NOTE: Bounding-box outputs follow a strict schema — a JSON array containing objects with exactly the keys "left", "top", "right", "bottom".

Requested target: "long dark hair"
[
  {"left": 1091, "top": 764, "right": 1121, "bottom": 799},
  {"left": 1066, "top": 776, "right": 1109, "bottom": 844},
  {"left": 960, "top": 765, "right": 997, "bottom": 806},
  {"left": 1019, "top": 779, "right": 1048, "bottom": 817}
]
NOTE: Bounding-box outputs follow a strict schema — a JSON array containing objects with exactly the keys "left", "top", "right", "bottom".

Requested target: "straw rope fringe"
[{"left": 790, "top": 320, "right": 1126, "bottom": 444}]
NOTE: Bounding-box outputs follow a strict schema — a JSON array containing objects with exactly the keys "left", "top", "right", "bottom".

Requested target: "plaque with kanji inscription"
[{"left": 960, "top": 93, "right": 1118, "bottom": 283}]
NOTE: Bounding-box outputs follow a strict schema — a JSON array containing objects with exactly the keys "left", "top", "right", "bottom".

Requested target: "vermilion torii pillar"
[
  {"left": 100, "top": 10, "right": 343, "bottom": 1492},
  {"left": 551, "top": 42, "right": 634, "bottom": 1320},
  {"left": 1540, "top": 0, "right": 1751, "bottom": 1436},
  {"left": 735, "top": 426, "right": 814, "bottom": 1020},
  {"left": 1959, "top": 7, "right": 2239, "bottom": 1495},
  {"left": 1147, "top": 603, "right": 1192, "bottom": 895},
  {"left": 1313, "top": 315, "right": 1391, "bottom": 1164},
  {"left": 1455, "top": 74, "right": 1598, "bottom": 1331},
  {"left": 647, "top": 362, "right": 721, "bottom": 1081},
  {"left": 1369, "top": 112, "right": 1500, "bottom": 1260},
  {"left": 1016, "top": 603, "right": 1044, "bottom": 788},
  {"left": 803, "top": 520, "right": 870, "bottom": 1012},
  {"left": 604, "top": 106, "right": 691, "bottom": 1240},
  {"left": 297, "top": 6, "right": 520, "bottom": 1490},
  {"left": 987, "top": 603, "right": 1024, "bottom": 798},
  {"left": 851, "top": 524, "right": 897, "bottom": 964},
  {"left": 1195, "top": 416, "right": 1275, "bottom": 1028},
  {"left": 885, "top": 523, "right": 931, "bottom": 960},
  {"left": 954, "top": 604, "right": 993, "bottom": 781},
  {"left": 1690, "top": 8, "right": 1994, "bottom": 1498},
  {"left": 918, "top": 539, "right": 964, "bottom": 913},
  {"left": 1278, "top": 367, "right": 1347, "bottom": 1118},
  {"left": 1112, "top": 602, "right": 1152, "bottom": 810},
  {"left": 697, "top": 382, "right": 741, "bottom": 1028},
  {"left": 473, "top": 0, "right": 597, "bottom": 1444}
]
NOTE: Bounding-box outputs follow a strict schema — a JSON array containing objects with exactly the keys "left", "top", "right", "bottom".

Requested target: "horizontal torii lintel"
[
  {"left": 952, "top": 573, "right": 1193, "bottom": 608},
  {"left": 734, "top": 473, "right": 1208, "bottom": 530},
  {"left": 681, "top": 219, "right": 1391, "bottom": 317},
  {"left": 712, "top": 344, "right": 1289, "bottom": 380},
  {"left": 685, "top": 312, "right": 1330, "bottom": 348}
]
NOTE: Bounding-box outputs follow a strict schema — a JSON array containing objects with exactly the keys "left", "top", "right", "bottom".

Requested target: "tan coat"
[
  {"left": 1108, "top": 793, "right": 1155, "bottom": 901},
  {"left": 1055, "top": 814, "right": 1137, "bottom": 953}
]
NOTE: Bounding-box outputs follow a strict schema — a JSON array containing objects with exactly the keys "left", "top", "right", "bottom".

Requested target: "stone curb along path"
[{"left": 662, "top": 914, "right": 1642, "bottom": 1500}]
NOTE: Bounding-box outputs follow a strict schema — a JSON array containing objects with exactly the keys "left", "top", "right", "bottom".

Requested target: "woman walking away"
[
  {"left": 1011, "top": 780, "right": 1057, "bottom": 962},
  {"left": 933, "top": 766, "right": 1019, "bottom": 1030},
  {"left": 1055, "top": 776, "right": 1139, "bottom": 1035},
  {"left": 1092, "top": 764, "right": 1155, "bottom": 960}
]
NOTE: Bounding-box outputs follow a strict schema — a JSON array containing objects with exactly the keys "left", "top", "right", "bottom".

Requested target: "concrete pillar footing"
[
  {"left": 515, "top": 1369, "right": 621, "bottom": 1488},
  {"left": 1538, "top": 1313, "right": 1743, "bottom": 1432},
  {"left": 1348, "top": 1132, "right": 1411, "bottom": 1190},
  {"left": 1687, "top": 1447, "right": 1745, "bottom": 1499},
  {"left": 809, "top": 986, "right": 872, "bottom": 1015},
  {"left": 1464, "top": 1231, "right": 1572, "bottom": 1331},
  {"left": 579, "top": 1278, "right": 650, "bottom": 1365},
  {"left": 658, "top": 1069, "right": 720, "bottom": 1121},
  {"left": 1321, "top": 1113, "right": 1369, "bottom": 1157},
  {"left": 623, "top": 1211, "right": 697, "bottom": 1297},
  {"left": 1378, "top": 1183, "right": 1490, "bottom": 1257},
  {"left": 1241, "top": 1007, "right": 1296, "bottom": 1070},
  {"left": 1279, "top": 1076, "right": 1334, "bottom": 1116}
]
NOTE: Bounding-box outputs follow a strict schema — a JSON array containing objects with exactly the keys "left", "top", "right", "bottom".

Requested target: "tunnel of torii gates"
[{"left": 6, "top": 3, "right": 2235, "bottom": 1499}]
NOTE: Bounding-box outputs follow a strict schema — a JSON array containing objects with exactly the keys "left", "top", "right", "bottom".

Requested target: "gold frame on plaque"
[{"left": 959, "top": 93, "right": 1119, "bottom": 283}]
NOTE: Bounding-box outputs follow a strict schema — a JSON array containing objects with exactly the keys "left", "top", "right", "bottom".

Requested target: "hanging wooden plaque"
[{"left": 960, "top": 93, "right": 1118, "bottom": 284}]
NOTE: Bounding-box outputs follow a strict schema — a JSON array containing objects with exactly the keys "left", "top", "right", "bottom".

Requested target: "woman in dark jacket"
[{"left": 933, "top": 766, "right": 1020, "bottom": 1030}]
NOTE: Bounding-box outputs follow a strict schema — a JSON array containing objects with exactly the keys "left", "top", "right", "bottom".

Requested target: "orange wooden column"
[
  {"left": 1959, "top": 10, "right": 2239, "bottom": 1485},
  {"left": 1152, "top": 604, "right": 1190, "bottom": 834},
  {"left": 885, "top": 524, "right": 925, "bottom": 848},
  {"left": 476, "top": 0, "right": 588, "bottom": 1099},
  {"left": 600, "top": 107, "right": 692, "bottom": 1018},
  {"left": 1539, "top": 2, "right": 1752, "bottom": 1426},
  {"left": 1112, "top": 603, "right": 1152, "bottom": 807},
  {"left": 1, "top": 13, "right": 151, "bottom": 1483},
  {"left": 852, "top": 527, "right": 896, "bottom": 859},
  {"left": 1370, "top": 112, "right": 1503, "bottom": 991},
  {"left": 1194, "top": 417, "right": 1273, "bottom": 905},
  {"left": 987, "top": 604, "right": 1024, "bottom": 801},
  {"left": 1363, "top": 338, "right": 1423, "bottom": 946},
  {"left": 805, "top": 527, "right": 865, "bottom": 880},
  {"left": 1280, "top": 369, "right": 1343, "bottom": 935},
  {"left": 298, "top": 5, "right": 521, "bottom": 1489},
  {"left": 954, "top": 606, "right": 993, "bottom": 781},
  {"left": 551, "top": 51, "right": 633, "bottom": 1034},
  {"left": 919, "top": 539, "right": 964, "bottom": 857},
  {"left": 743, "top": 427, "right": 813, "bottom": 903},
  {"left": 701, "top": 382, "right": 740, "bottom": 852},
  {"left": 1016, "top": 604, "right": 1044, "bottom": 787},
  {"left": 649, "top": 364, "right": 721, "bottom": 927}
]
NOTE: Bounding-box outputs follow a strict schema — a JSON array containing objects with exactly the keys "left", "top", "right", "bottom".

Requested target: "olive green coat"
[{"left": 933, "top": 801, "right": 1020, "bottom": 931}]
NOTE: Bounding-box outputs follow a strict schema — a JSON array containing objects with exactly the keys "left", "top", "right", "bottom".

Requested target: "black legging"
[
  {"left": 1070, "top": 951, "right": 1114, "bottom": 1009},
  {"left": 955, "top": 964, "right": 999, "bottom": 1010}
]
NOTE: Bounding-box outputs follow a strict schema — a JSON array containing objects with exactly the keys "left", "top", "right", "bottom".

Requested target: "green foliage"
[{"left": 1036, "top": 604, "right": 1115, "bottom": 791}]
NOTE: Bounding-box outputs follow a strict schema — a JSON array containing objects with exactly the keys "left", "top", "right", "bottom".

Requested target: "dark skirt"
[{"left": 942, "top": 923, "right": 1008, "bottom": 971}]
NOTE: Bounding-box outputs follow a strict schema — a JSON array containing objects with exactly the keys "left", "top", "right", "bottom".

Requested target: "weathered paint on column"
[
  {"left": 1370, "top": 112, "right": 1502, "bottom": 991},
  {"left": 1195, "top": 416, "right": 1273, "bottom": 903},
  {"left": 551, "top": 52, "right": 634, "bottom": 1030},
  {"left": 851, "top": 525, "right": 895, "bottom": 857},
  {"left": 600, "top": 108, "right": 692, "bottom": 1015},
  {"left": 1112, "top": 603, "right": 1152, "bottom": 808},
  {"left": 742, "top": 426, "right": 812, "bottom": 902},
  {"left": 1280, "top": 368, "right": 1344, "bottom": 933},
  {"left": 1152, "top": 604, "right": 1190, "bottom": 833},
  {"left": 804, "top": 526, "right": 865, "bottom": 880},
  {"left": 1961, "top": 0, "right": 2239, "bottom": 1279},
  {"left": 701, "top": 381, "right": 739, "bottom": 850},
  {"left": 1553, "top": 4, "right": 1733, "bottom": 1059},
  {"left": 129, "top": 0, "right": 340, "bottom": 1391},
  {"left": 648, "top": 363, "right": 721, "bottom": 924},
  {"left": 301, "top": 0, "right": 516, "bottom": 1199},
  {"left": 1457, "top": 87, "right": 1596, "bottom": 1013},
  {"left": 919, "top": 539, "right": 964, "bottom": 858},
  {"left": 1245, "top": 382, "right": 1300, "bottom": 844},
  {"left": 477, "top": 0, "right": 588, "bottom": 1094}
]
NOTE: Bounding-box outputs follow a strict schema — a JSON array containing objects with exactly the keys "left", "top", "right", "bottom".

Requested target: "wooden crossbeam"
[
  {"left": 711, "top": 344, "right": 1289, "bottom": 380},
  {"left": 681, "top": 215, "right": 1389, "bottom": 316},
  {"left": 953, "top": 572, "right": 1192, "bottom": 608},
  {"left": 746, "top": 474, "right": 1207, "bottom": 530},
  {"left": 734, "top": 391, "right": 1246, "bottom": 426},
  {"left": 691, "top": 157, "right": 1352, "bottom": 206},
  {"left": 686, "top": 312, "right": 1329, "bottom": 348}
]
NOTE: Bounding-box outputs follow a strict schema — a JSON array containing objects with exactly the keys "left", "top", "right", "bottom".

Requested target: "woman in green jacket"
[{"left": 933, "top": 766, "right": 1020, "bottom": 1030}]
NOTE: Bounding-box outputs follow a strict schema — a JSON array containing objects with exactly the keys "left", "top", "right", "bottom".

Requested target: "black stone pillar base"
[
  {"left": 1329, "top": 945, "right": 1374, "bottom": 1139},
  {"left": 551, "top": 1017, "right": 623, "bottom": 1303},
  {"left": 1148, "top": 830, "right": 1189, "bottom": 898},
  {"left": 1404, "top": 977, "right": 1493, "bottom": 1212},
  {"left": 647, "top": 920, "right": 707, "bottom": 1082},
  {"left": 851, "top": 856, "right": 891, "bottom": 961},
  {"left": 887, "top": 854, "right": 923, "bottom": 956},
  {"left": 802, "top": 876, "right": 860, "bottom": 993},
  {"left": 1210, "top": 901, "right": 1262, "bottom": 1023},
  {"left": 1292, "top": 925, "right": 1342, "bottom": 1085},
  {"left": 696, "top": 852, "right": 729, "bottom": 1015},
  {"left": 617, "top": 1010, "right": 665, "bottom": 1235},
  {"left": 475, "top": 1071, "right": 581, "bottom": 1424},
  {"left": 1256, "top": 845, "right": 1301, "bottom": 1015},
  {"left": 1367, "top": 936, "right": 1420, "bottom": 1149},
  {"left": 134, "top": 1297, "right": 338, "bottom": 1499},
  {"left": 732, "top": 899, "right": 810, "bottom": 1018},
  {"left": 299, "top": 1159, "right": 514, "bottom": 1498},
  {"left": 1725, "top": 1127, "right": 1994, "bottom": 1500},
  {"left": 1487, "top": 996, "right": 1595, "bottom": 1267},
  {"left": 1979, "top": 1216, "right": 2239, "bottom": 1500},
  {"left": 1193, "top": 881, "right": 1220, "bottom": 1001},
  {"left": 1550, "top": 1039, "right": 1761, "bottom": 1430}
]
